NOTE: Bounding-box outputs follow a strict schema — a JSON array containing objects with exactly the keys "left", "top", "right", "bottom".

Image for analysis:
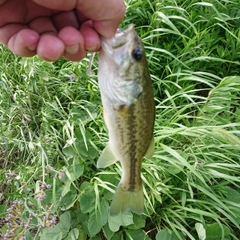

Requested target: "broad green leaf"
[
  {"left": 224, "top": 186, "right": 240, "bottom": 203},
  {"left": 40, "top": 229, "right": 63, "bottom": 240},
  {"left": 108, "top": 212, "right": 134, "bottom": 232},
  {"left": 65, "top": 228, "right": 79, "bottom": 240},
  {"left": 63, "top": 146, "right": 78, "bottom": 157},
  {"left": 65, "top": 164, "right": 84, "bottom": 182},
  {"left": 205, "top": 223, "right": 230, "bottom": 240},
  {"left": 156, "top": 229, "right": 182, "bottom": 240},
  {"left": 91, "top": 236, "right": 102, "bottom": 240},
  {"left": 57, "top": 212, "right": 72, "bottom": 232},
  {"left": 195, "top": 223, "right": 206, "bottom": 240},
  {"left": 24, "top": 230, "right": 33, "bottom": 240},
  {"left": 77, "top": 227, "right": 87, "bottom": 240},
  {"left": 108, "top": 232, "right": 124, "bottom": 240},
  {"left": 88, "top": 199, "right": 109, "bottom": 237},
  {"left": 224, "top": 187, "right": 240, "bottom": 223},
  {"left": 77, "top": 212, "right": 90, "bottom": 236},
  {"left": 79, "top": 182, "right": 96, "bottom": 213},
  {"left": 126, "top": 229, "right": 146, "bottom": 240},
  {"left": 85, "top": 143, "right": 98, "bottom": 160},
  {"left": 61, "top": 180, "right": 72, "bottom": 197},
  {"left": 60, "top": 187, "right": 77, "bottom": 210},
  {"left": 75, "top": 140, "right": 88, "bottom": 158},
  {"left": 128, "top": 214, "right": 146, "bottom": 230},
  {"left": 165, "top": 165, "right": 183, "bottom": 175},
  {"left": 103, "top": 224, "right": 115, "bottom": 240},
  {"left": 74, "top": 132, "right": 98, "bottom": 160}
]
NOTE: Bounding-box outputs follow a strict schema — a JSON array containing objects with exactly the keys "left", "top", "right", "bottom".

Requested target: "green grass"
[{"left": 1, "top": 0, "right": 240, "bottom": 239}]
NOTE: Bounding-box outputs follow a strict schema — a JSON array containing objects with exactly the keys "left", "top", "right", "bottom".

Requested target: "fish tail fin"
[{"left": 110, "top": 184, "right": 144, "bottom": 216}]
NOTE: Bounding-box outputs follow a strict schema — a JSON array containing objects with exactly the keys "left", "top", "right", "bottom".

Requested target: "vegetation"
[{"left": 1, "top": 0, "right": 240, "bottom": 239}]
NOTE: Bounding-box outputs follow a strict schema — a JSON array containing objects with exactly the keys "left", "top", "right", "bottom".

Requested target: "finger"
[
  {"left": 32, "top": 0, "right": 76, "bottom": 10},
  {"left": 76, "top": 0, "right": 126, "bottom": 38},
  {"left": 28, "top": 16, "right": 57, "bottom": 35},
  {"left": 33, "top": 0, "right": 126, "bottom": 38},
  {"left": 37, "top": 34, "right": 64, "bottom": 61},
  {"left": 0, "top": 25, "right": 39, "bottom": 56},
  {"left": 80, "top": 20, "right": 100, "bottom": 52},
  {"left": 52, "top": 11, "right": 80, "bottom": 31},
  {"left": 29, "top": 16, "right": 65, "bottom": 61},
  {"left": 58, "top": 26, "right": 86, "bottom": 61}
]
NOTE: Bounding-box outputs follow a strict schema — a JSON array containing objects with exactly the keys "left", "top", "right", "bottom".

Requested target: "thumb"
[
  {"left": 76, "top": 0, "right": 125, "bottom": 38},
  {"left": 32, "top": 0, "right": 126, "bottom": 38}
]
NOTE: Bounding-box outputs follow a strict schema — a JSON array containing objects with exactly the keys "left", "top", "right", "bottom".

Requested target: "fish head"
[
  {"left": 98, "top": 24, "right": 147, "bottom": 107},
  {"left": 99, "top": 24, "right": 145, "bottom": 81}
]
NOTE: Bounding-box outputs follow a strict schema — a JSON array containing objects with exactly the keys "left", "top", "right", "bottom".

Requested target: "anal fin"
[
  {"left": 144, "top": 137, "right": 155, "bottom": 159},
  {"left": 97, "top": 143, "right": 118, "bottom": 168}
]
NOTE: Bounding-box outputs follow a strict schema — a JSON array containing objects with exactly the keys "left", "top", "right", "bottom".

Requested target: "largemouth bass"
[{"left": 97, "top": 24, "right": 155, "bottom": 215}]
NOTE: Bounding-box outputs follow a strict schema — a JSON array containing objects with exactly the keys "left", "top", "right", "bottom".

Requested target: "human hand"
[{"left": 0, "top": 0, "right": 125, "bottom": 61}]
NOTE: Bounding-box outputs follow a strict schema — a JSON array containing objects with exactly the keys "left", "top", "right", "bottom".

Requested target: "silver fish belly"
[{"left": 97, "top": 24, "right": 155, "bottom": 215}]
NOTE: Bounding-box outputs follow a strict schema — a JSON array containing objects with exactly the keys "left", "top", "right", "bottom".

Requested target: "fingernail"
[
  {"left": 28, "top": 44, "right": 37, "bottom": 51},
  {"left": 66, "top": 44, "right": 79, "bottom": 55},
  {"left": 86, "top": 45, "right": 99, "bottom": 52}
]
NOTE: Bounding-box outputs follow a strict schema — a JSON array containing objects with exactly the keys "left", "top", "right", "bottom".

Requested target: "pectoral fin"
[
  {"left": 144, "top": 137, "right": 155, "bottom": 159},
  {"left": 97, "top": 143, "right": 118, "bottom": 168}
]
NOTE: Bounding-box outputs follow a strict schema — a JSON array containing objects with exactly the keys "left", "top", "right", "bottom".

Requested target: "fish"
[{"left": 97, "top": 24, "right": 155, "bottom": 215}]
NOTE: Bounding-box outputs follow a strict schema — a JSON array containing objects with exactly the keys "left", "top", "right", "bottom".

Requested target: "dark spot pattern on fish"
[{"left": 128, "top": 104, "right": 137, "bottom": 191}]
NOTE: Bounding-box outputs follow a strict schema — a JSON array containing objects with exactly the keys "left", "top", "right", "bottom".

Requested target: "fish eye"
[{"left": 132, "top": 48, "right": 142, "bottom": 61}]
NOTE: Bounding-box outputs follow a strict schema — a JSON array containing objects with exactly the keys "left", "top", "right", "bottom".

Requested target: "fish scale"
[{"left": 97, "top": 24, "right": 155, "bottom": 215}]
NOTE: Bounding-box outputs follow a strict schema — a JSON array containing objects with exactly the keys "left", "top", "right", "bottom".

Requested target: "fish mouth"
[
  {"left": 115, "top": 24, "right": 135, "bottom": 38},
  {"left": 101, "top": 24, "right": 136, "bottom": 49}
]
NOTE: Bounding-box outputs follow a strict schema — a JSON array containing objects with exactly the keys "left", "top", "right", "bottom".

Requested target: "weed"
[{"left": 1, "top": 0, "right": 240, "bottom": 239}]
